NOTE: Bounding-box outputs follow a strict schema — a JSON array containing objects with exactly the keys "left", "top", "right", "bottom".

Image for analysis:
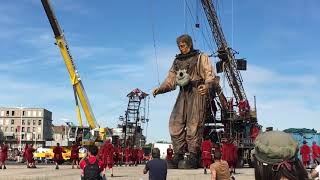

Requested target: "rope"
[
  {"left": 231, "top": 0, "right": 234, "bottom": 48},
  {"left": 149, "top": 0, "right": 160, "bottom": 86},
  {"left": 185, "top": 0, "right": 213, "bottom": 53}
]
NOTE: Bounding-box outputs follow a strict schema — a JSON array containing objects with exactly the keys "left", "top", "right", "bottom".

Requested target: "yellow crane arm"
[{"left": 41, "top": 0, "right": 99, "bottom": 129}]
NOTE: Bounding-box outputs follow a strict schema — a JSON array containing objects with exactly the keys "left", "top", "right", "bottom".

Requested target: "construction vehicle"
[
  {"left": 200, "top": 0, "right": 260, "bottom": 167},
  {"left": 33, "top": 147, "right": 87, "bottom": 163},
  {"left": 40, "top": 0, "right": 106, "bottom": 145}
]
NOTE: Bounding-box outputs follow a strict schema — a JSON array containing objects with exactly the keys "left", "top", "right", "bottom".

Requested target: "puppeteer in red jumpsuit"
[
  {"left": 312, "top": 141, "right": 320, "bottom": 163},
  {"left": 101, "top": 140, "right": 115, "bottom": 177},
  {"left": 300, "top": 140, "right": 311, "bottom": 167},
  {"left": 221, "top": 140, "right": 238, "bottom": 173},
  {"left": 201, "top": 137, "right": 213, "bottom": 174},
  {"left": 138, "top": 147, "right": 144, "bottom": 164},
  {"left": 166, "top": 145, "right": 174, "bottom": 161},
  {"left": 250, "top": 124, "right": 260, "bottom": 141},
  {"left": 70, "top": 142, "right": 80, "bottom": 169},
  {"left": 131, "top": 146, "right": 138, "bottom": 166},
  {"left": 53, "top": 143, "right": 65, "bottom": 169},
  {"left": 124, "top": 146, "right": 131, "bottom": 166},
  {"left": 26, "top": 144, "right": 36, "bottom": 168},
  {"left": 0, "top": 142, "right": 8, "bottom": 169}
]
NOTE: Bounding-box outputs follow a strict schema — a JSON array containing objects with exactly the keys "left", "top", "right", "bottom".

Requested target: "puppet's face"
[{"left": 178, "top": 42, "right": 191, "bottom": 55}]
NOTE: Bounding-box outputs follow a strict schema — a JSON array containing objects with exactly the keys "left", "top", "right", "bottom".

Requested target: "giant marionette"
[{"left": 153, "top": 34, "right": 217, "bottom": 169}]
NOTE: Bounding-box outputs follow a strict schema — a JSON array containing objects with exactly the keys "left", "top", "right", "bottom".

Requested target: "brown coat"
[{"left": 158, "top": 51, "right": 215, "bottom": 153}]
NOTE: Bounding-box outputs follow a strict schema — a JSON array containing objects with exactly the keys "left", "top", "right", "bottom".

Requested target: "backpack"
[{"left": 83, "top": 158, "right": 102, "bottom": 180}]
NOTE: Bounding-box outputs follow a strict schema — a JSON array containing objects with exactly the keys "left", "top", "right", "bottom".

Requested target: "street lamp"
[
  {"left": 19, "top": 106, "right": 23, "bottom": 152},
  {"left": 33, "top": 132, "right": 37, "bottom": 148}
]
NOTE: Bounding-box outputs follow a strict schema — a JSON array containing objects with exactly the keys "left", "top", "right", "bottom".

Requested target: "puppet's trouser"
[{"left": 169, "top": 91, "right": 205, "bottom": 154}]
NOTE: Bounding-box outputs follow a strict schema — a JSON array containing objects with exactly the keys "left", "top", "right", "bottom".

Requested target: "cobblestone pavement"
[{"left": 0, "top": 164, "right": 255, "bottom": 180}]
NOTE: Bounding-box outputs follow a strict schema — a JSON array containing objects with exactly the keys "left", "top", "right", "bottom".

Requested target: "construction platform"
[{"left": 0, "top": 164, "right": 255, "bottom": 180}]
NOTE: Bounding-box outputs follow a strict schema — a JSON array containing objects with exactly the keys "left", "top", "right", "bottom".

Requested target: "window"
[
  {"left": 5, "top": 119, "right": 9, "bottom": 125},
  {"left": 33, "top": 120, "right": 36, "bottom": 126},
  {"left": 22, "top": 111, "right": 25, "bottom": 116},
  {"left": 33, "top": 111, "right": 37, "bottom": 117},
  {"left": 27, "top": 120, "right": 30, "bottom": 125},
  {"left": 22, "top": 120, "right": 25, "bottom": 125},
  {"left": 27, "top": 127, "right": 30, "bottom": 133},
  {"left": 32, "top": 133, "right": 35, "bottom": 139},
  {"left": 0, "top": 111, "right": 4, "bottom": 116},
  {"left": 37, "top": 134, "right": 41, "bottom": 140},
  {"left": 10, "top": 127, "right": 14, "bottom": 132},
  {"left": 33, "top": 127, "right": 35, "bottom": 132},
  {"left": 38, "top": 111, "right": 42, "bottom": 117},
  {"left": 27, "top": 111, "right": 31, "bottom": 117},
  {"left": 11, "top": 111, "right": 15, "bottom": 116},
  {"left": 38, "top": 120, "right": 42, "bottom": 126},
  {"left": 15, "top": 128, "right": 18, "bottom": 132},
  {"left": 22, "top": 127, "right": 25, "bottom": 132},
  {"left": 6, "top": 111, "right": 9, "bottom": 116},
  {"left": 11, "top": 119, "right": 14, "bottom": 125},
  {"left": 22, "top": 134, "right": 25, "bottom": 140}
]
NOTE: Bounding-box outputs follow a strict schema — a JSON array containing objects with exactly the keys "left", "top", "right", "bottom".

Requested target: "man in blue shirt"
[{"left": 143, "top": 148, "right": 167, "bottom": 180}]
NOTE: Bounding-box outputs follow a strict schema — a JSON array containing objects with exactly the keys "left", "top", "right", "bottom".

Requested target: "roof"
[{"left": 283, "top": 128, "right": 317, "bottom": 134}]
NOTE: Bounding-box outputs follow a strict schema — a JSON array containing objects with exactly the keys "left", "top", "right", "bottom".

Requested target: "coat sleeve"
[
  {"left": 158, "top": 64, "right": 176, "bottom": 94},
  {"left": 198, "top": 53, "right": 217, "bottom": 89}
]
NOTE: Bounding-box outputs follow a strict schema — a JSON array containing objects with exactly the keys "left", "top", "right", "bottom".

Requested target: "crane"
[
  {"left": 200, "top": 0, "right": 259, "bottom": 167},
  {"left": 41, "top": 0, "right": 105, "bottom": 145}
]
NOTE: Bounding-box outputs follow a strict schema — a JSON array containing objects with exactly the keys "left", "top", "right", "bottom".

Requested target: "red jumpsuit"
[
  {"left": 221, "top": 143, "right": 238, "bottom": 168},
  {"left": 300, "top": 144, "right": 311, "bottom": 166},
  {"left": 131, "top": 148, "right": 138, "bottom": 165},
  {"left": 125, "top": 147, "right": 131, "bottom": 164},
  {"left": 113, "top": 146, "right": 120, "bottom": 165},
  {"left": 312, "top": 144, "right": 320, "bottom": 162},
  {"left": 23, "top": 145, "right": 28, "bottom": 161},
  {"left": 138, "top": 148, "right": 144, "bottom": 164},
  {"left": 166, "top": 147, "right": 173, "bottom": 160},
  {"left": 26, "top": 145, "right": 36, "bottom": 163},
  {"left": 251, "top": 126, "right": 260, "bottom": 141},
  {"left": 101, "top": 142, "right": 114, "bottom": 169},
  {"left": 53, "top": 146, "right": 65, "bottom": 164},
  {"left": 201, "top": 140, "right": 213, "bottom": 168},
  {"left": 0, "top": 144, "right": 8, "bottom": 163},
  {"left": 71, "top": 144, "right": 80, "bottom": 160}
]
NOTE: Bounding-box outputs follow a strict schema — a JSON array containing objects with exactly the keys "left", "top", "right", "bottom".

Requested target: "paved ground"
[{"left": 0, "top": 164, "right": 255, "bottom": 180}]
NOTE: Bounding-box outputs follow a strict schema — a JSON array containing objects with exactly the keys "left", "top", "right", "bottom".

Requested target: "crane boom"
[
  {"left": 41, "top": 0, "right": 99, "bottom": 129},
  {"left": 201, "top": 0, "right": 247, "bottom": 104}
]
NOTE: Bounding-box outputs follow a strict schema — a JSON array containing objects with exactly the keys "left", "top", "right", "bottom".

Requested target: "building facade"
[{"left": 0, "top": 107, "right": 53, "bottom": 149}]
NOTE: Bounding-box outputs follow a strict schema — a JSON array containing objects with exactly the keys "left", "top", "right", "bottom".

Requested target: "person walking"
[
  {"left": 0, "top": 142, "right": 8, "bottom": 169},
  {"left": 71, "top": 141, "right": 81, "bottom": 169},
  {"left": 53, "top": 143, "right": 65, "bottom": 169}
]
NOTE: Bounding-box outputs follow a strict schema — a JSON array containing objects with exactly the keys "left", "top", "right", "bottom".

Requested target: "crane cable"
[{"left": 149, "top": 0, "right": 160, "bottom": 86}]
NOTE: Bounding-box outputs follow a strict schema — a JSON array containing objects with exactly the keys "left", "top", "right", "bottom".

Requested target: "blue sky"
[{"left": 0, "top": 0, "right": 319, "bottom": 142}]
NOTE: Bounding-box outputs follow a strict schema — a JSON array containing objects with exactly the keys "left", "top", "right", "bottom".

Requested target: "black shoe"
[
  {"left": 3, "top": 166, "right": 6, "bottom": 169},
  {"left": 167, "top": 154, "right": 183, "bottom": 169},
  {"left": 204, "top": 169, "right": 207, "bottom": 174},
  {"left": 178, "top": 153, "right": 198, "bottom": 169},
  {"left": 55, "top": 166, "right": 59, "bottom": 170}
]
